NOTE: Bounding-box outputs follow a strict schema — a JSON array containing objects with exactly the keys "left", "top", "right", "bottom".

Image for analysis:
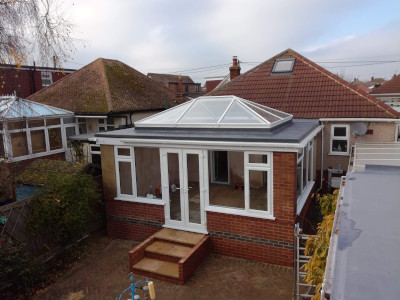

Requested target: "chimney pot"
[{"left": 229, "top": 56, "right": 241, "bottom": 81}]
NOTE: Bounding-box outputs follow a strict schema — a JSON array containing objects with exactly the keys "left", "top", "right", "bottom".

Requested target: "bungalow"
[
  {"left": 96, "top": 95, "right": 321, "bottom": 268},
  {"left": 28, "top": 58, "right": 177, "bottom": 163},
  {"left": 209, "top": 49, "right": 400, "bottom": 211}
]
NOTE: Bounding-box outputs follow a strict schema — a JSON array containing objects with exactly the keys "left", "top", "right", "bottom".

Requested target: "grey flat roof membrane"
[
  {"left": 331, "top": 165, "right": 400, "bottom": 299},
  {"left": 95, "top": 119, "right": 320, "bottom": 143}
]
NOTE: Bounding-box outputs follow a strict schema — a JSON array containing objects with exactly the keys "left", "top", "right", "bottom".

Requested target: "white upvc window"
[
  {"left": 395, "top": 124, "right": 400, "bottom": 142},
  {"left": 114, "top": 146, "right": 163, "bottom": 205},
  {"left": 41, "top": 71, "right": 53, "bottom": 87},
  {"left": 4, "top": 117, "right": 72, "bottom": 161},
  {"left": 297, "top": 140, "right": 315, "bottom": 214},
  {"left": 99, "top": 118, "right": 115, "bottom": 131},
  {"left": 77, "top": 118, "right": 87, "bottom": 134},
  {"left": 330, "top": 124, "right": 350, "bottom": 155}
]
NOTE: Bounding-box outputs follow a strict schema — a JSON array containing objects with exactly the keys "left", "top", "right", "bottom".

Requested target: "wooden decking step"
[
  {"left": 146, "top": 241, "right": 192, "bottom": 258},
  {"left": 133, "top": 257, "right": 179, "bottom": 278},
  {"left": 154, "top": 228, "right": 205, "bottom": 246}
]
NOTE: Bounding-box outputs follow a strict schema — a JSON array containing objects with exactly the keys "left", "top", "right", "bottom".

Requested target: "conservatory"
[
  {"left": 0, "top": 96, "right": 76, "bottom": 162},
  {"left": 96, "top": 96, "right": 321, "bottom": 265}
]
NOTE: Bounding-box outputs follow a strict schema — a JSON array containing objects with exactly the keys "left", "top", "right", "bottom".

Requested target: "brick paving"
[{"left": 34, "top": 238, "right": 294, "bottom": 300}]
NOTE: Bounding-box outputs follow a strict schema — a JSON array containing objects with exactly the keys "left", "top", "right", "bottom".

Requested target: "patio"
[{"left": 34, "top": 236, "right": 294, "bottom": 300}]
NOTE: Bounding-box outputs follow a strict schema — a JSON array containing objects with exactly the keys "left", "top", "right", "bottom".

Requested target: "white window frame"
[
  {"left": 330, "top": 124, "right": 350, "bottom": 155},
  {"left": 76, "top": 117, "right": 88, "bottom": 134},
  {"left": 395, "top": 123, "right": 400, "bottom": 142},
  {"left": 4, "top": 116, "right": 72, "bottom": 162},
  {"left": 41, "top": 71, "right": 53, "bottom": 87},
  {"left": 206, "top": 151, "right": 274, "bottom": 220},
  {"left": 114, "top": 146, "right": 164, "bottom": 205},
  {"left": 98, "top": 119, "right": 106, "bottom": 131},
  {"left": 89, "top": 144, "right": 101, "bottom": 163},
  {"left": 297, "top": 140, "right": 316, "bottom": 214}
]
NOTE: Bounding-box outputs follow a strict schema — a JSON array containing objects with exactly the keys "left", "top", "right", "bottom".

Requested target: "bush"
[
  {"left": 0, "top": 241, "right": 43, "bottom": 297},
  {"left": 26, "top": 173, "right": 99, "bottom": 247}
]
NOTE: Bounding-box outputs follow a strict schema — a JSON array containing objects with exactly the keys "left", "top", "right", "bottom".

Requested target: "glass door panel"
[
  {"left": 168, "top": 152, "right": 182, "bottom": 221},
  {"left": 186, "top": 153, "right": 201, "bottom": 224}
]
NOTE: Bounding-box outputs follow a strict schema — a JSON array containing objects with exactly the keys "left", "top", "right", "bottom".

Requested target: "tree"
[{"left": 0, "top": 0, "right": 75, "bottom": 67}]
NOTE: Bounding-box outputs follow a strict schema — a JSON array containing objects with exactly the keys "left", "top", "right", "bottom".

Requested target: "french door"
[{"left": 160, "top": 148, "right": 207, "bottom": 233}]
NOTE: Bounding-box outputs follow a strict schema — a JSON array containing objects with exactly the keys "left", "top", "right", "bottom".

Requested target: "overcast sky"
[{"left": 65, "top": 0, "right": 400, "bottom": 84}]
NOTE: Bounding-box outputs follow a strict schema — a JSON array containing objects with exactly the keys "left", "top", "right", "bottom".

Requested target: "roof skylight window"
[{"left": 271, "top": 58, "right": 295, "bottom": 74}]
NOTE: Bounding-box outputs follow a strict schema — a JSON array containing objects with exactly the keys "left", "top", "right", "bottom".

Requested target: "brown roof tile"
[
  {"left": 147, "top": 73, "right": 195, "bottom": 84},
  {"left": 210, "top": 49, "right": 399, "bottom": 119},
  {"left": 28, "top": 58, "right": 177, "bottom": 114},
  {"left": 371, "top": 74, "right": 400, "bottom": 95}
]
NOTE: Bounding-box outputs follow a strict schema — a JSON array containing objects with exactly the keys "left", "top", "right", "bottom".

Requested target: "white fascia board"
[
  {"left": 75, "top": 115, "right": 107, "bottom": 119},
  {"left": 320, "top": 118, "right": 399, "bottom": 122}
]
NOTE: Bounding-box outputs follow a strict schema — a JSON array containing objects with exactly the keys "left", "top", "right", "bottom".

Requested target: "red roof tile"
[
  {"left": 210, "top": 49, "right": 399, "bottom": 119},
  {"left": 371, "top": 74, "right": 400, "bottom": 95},
  {"left": 29, "top": 58, "right": 177, "bottom": 114}
]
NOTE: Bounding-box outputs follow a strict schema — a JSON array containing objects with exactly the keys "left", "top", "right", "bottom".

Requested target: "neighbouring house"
[
  {"left": 352, "top": 76, "right": 386, "bottom": 91},
  {"left": 204, "top": 75, "right": 225, "bottom": 93},
  {"left": 147, "top": 73, "right": 203, "bottom": 99},
  {"left": 0, "top": 95, "right": 75, "bottom": 204},
  {"left": 320, "top": 142, "right": 400, "bottom": 299},
  {"left": 28, "top": 58, "right": 177, "bottom": 164},
  {"left": 95, "top": 95, "right": 322, "bottom": 271},
  {"left": 0, "top": 63, "right": 75, "bottom": 98},
  {"left": 209, "top": 49, "right": 400, "bottom": 213},
  {"left": 370, "top": 74, "right": 400, "bottom": 121}
]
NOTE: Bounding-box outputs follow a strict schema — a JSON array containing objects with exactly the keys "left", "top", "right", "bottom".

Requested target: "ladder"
[{"left": 294, "top": 224, "right": 316, "bottom": 299}]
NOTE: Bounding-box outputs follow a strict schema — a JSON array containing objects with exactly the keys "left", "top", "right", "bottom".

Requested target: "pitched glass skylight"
[
  {"left": 0, "top": 96, "right": 73, "bottom": 120},
  {"left": 271, "top": 58, "right": 295, "bottom": 74},
  {"left": 136, "top": 95, "right": 292, "bottom": 129}
]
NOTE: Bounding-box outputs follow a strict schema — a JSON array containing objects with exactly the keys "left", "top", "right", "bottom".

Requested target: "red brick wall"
[
  {"left": 207, "top": 152, "right": 297, "bottom": 267},
  {"left": 105, "top": 200, "right": 165, "bottom": 241},
  {"left": 0, "top": 67, "right": 71, "bottom": 98}
]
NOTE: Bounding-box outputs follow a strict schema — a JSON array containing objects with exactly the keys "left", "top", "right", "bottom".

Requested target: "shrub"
[
  {"left": 302, "top": 191, "right": 338, "bottom": 300},
  {"left": 26, "top": 173, "right": 99, "bottom": 247},
  {"left": 0, "top": 241, "right": 43, "bottom": 297}
]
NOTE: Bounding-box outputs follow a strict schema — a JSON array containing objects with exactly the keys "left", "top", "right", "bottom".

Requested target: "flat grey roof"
[
  {"left": 95, "top": 119, "right": 320, "bottom": 143},
  {"left": 330, "top": 165, "right": 400, "bottom": 299}
]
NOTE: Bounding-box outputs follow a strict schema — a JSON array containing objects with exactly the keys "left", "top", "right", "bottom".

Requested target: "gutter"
[
  {"left": 319, "top": 118, "right": 399, "bottom": 122},
  {"left": 316, "top": 124, "right": 325, "bottom": 193}
]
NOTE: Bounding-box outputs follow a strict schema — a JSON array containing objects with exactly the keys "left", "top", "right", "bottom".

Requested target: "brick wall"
[
  {"left": 105, "top": 200, "right": 165, "bottom": 241},
  {"left": 207, "top": 152, "right": 297, "bottom": 267}
]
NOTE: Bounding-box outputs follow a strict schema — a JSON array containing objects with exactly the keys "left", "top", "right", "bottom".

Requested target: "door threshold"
[{"left": 163, "top": 224, "right": 208, "bottom": 235}]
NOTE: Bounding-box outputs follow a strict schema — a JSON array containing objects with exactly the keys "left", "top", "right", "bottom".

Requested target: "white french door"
[{"left": 160, "top": 148, "right": 207, "bottom": 233}]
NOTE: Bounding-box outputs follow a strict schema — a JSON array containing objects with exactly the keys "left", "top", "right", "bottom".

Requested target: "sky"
[{"left": 64, "top": 0, "right": 400, "bottom": 84}]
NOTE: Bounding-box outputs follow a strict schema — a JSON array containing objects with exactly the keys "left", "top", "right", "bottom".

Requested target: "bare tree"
[{"left": 0, "top": 0, "right": 75, "bottom": 67}]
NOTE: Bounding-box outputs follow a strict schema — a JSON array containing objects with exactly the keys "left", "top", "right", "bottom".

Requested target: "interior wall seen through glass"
[
  {"left": 249, "top": 170, "right": 268, "bottom": 211},
  {"left": 31, "top": 130, "right": 46, "bottom": 154},
  {"left": 209, "top": 151, "right": 244, "bottom": 209},
  {"left": 118, "top": 161, "right": 133, "bottom": 195},
  {"left": 48, "top": 128, "right": 62, "bottom": 150},
  {"left": 135, "top": 147, "right": 161, "bottom": 198},
  {"left": 168, "top": 152, "right": 181, "bottom": 221}
]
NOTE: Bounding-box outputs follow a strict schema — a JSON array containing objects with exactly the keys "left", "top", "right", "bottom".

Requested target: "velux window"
[
  {"left": 271, "top": 58, "right": 295, "bottom": 74},
  {"left": 331, "top": 125, "right": 349, "bottom": 154}
]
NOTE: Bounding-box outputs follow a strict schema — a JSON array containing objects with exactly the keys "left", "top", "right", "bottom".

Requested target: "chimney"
[
  {"left": 371, "top": 76, "right": 374, "bottom": 81},
  {"left": 229, "top": 56, "right": 241, "bottom": 80},
  {"left": 177, "top": 74, "right": 184, "bottom": 94}
]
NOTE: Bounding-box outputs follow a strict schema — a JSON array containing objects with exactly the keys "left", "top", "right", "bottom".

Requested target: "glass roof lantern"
[{"left": 136, "top": 95, "right": 292, "bottom": 129}]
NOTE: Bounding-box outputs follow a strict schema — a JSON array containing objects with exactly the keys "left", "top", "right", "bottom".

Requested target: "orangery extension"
[{"left": 95, "top": 95, "right": 321, "bottom": 283}]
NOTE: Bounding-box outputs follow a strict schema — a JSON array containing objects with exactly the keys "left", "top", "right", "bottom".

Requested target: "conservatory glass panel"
[
  {"left": 179, "top": 98, "right": 230, "bottom": 123},
  {"left": 140, "top": 102, "right": 191, "bottom": 124},
  {"left": 31, "top": 130, "right": 46, "bottom": 154},
  {"left": 221, "top": 101, "right": 263, "bottom": 124}
]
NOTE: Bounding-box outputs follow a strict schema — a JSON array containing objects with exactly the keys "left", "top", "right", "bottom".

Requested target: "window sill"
[
  {"left": 114, "top": 196, "right": 165, "bottom": 206},
  {"left": 205, "top": 205, "right": 275, "bottom": 220},
  {"left": 297, "top": 181, "right": 315, "bottom": 215},
  {"left": 328, "top": 152, "right": 350, "bottom": 156}
]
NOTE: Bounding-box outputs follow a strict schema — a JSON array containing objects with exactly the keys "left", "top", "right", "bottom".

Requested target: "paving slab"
[
  {"left": 133, "top": 257, "right": 179, "bottom": 278},
  {"left": 154, "top": 228, "right": 204, "bottom": 245},
  {"left": 146, "top": 240, "right": 192, "bottom": 258}
]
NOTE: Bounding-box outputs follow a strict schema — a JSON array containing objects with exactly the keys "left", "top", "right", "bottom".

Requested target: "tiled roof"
[
  {"left": 371, "top": 74, "right": 400, "bottom": 95},
  {"left": 148, "top": 73, "right": 195, "bottom": 84},
  {"left": 210, "top": 49, "right": 399, "bottom": 119},
  {"left": 28, "top": 58, "right": 177, "bottom": 114}
]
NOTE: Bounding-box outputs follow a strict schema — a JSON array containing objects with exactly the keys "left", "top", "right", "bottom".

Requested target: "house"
[
  {"left": 320, "top": 142, "right": 400, "bottom": 299},
  {"left": 147, "top": 73, "right": 203, "bottom": 99},
  {"left": 370, "top": 74, "right": 400, "bottom": 120},
  {"left": 209, "top": 49, "right": 400, "bottom": 203},
  {"left": 204, "top": 75, "right": 225, "bottom": 93},
  {"left": 95, "top": 95, "right": 322, "bottom": 273},
  {"left": 352, "top": 76, "right": 386, "bottom": 90},
  {"left": 28, "top": 58, "right": 177, "bottom": 163},
  {"left": 0, "top": 63, "right": 75, "bottom": 98}
]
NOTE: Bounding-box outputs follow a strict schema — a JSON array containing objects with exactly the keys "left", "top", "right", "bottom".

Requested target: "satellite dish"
[{"left": 351, "top": 122, "right": 368, "bottom": 136}]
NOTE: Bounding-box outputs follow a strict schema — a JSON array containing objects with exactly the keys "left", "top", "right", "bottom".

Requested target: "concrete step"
[
  {"left": 133, "top": 257, "right": 179, "bottom": 279},
  {"left": 154, "top": 228, "right": 205, "bottom": 246},
  {"left": 145, "top": 240, "right": 192, "bottom": 260}
]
